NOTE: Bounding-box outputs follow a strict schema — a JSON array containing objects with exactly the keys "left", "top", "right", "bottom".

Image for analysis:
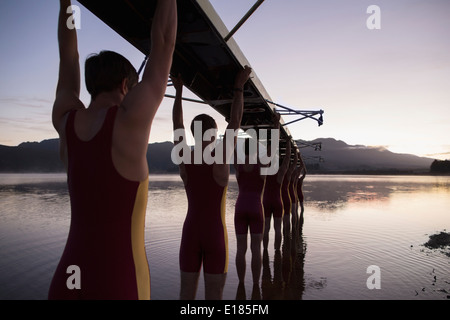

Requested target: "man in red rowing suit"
[{"left": 48, "top": 0, "right": 177, "bottom": 300}]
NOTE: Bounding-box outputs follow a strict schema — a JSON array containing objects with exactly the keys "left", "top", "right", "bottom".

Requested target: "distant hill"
[
  {"left": 0, "top": 138, "right": 435, "bottom": 174},
  {"left": 0, "top": 139, "right": 178, "bottom": 174},
  {"left": 0, "top": 140, "right": 64, "bottom": 173},
  {"left": 298, "top": 138, "right": 434, "bottom": 173}
]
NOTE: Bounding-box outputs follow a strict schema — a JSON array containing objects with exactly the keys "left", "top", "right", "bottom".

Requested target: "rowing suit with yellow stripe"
[
  {"left": 179, "top": 161, "right": 228, "bottom": 274},
  {"left": 48, "top": 106, "right": 150, "bottom": 300}
]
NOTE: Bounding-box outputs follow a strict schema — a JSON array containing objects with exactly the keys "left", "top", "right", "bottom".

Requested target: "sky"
[{"left": 0, "top": 0, "right": 449, "bottom": 160}]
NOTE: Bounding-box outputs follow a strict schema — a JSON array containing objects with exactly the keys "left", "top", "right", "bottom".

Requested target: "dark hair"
[
  {"left": 190, "top": 114, "right": 217, "bottom": 137},
  {"left": 85, "top": 51, "right": 138, "bottom": 100}
]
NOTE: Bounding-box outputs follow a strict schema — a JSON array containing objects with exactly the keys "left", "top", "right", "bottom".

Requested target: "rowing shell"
[{"left": 78, "top": 0, "right": 296, "bottom": 152}]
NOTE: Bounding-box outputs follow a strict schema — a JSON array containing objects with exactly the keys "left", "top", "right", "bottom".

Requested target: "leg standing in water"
[
  {"left": 172, "top": 66, "right": 252, "bottom": 300},
  {"left": 49, "top": 0, "right": 177, "bottom": 300}
]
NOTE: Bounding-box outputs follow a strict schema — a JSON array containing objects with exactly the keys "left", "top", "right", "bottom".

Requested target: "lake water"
[{"left": 0, "top": 173, "right": 449, "bottom": 300}]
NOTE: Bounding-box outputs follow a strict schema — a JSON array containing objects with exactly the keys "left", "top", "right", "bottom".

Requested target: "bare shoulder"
[{"left": 53, "top": 93, "right": 84, "bottom": 135}]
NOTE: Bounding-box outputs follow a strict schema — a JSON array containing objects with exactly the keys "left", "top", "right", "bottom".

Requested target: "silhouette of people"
[
  {"left": 289, "top": 151, "right": 302, "bottom": 233},
  {"left": 233, "top": 137, "right": 266, "bottom": 300},
  {"left": 290, "top": 162, "right": 301, "bottom": 232},
  {"left": 282, "top": 150, "right": 298, "bottom": 239},
  {"left": 291, "top": 151, "right": 305, "bottom": 232},
  {"left": 48, "top": 0, "right": 177, "bottom": 300},
  {"left": 263, "top": 132, "right": 291, "bottom": 253},
  {"left": 172, "top": 66, "right": 252, "bottom": 300}
]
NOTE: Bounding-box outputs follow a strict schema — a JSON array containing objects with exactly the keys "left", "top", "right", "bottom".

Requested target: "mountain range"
[
  {"left": 0, "top": 138, "right": 434, "bottom": 174},
  {"left": 298, "top": 138, "right": 434, "bottom": 173}
]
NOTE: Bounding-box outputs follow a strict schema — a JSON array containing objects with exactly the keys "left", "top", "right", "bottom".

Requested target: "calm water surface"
[{"left": 0, "top": 174, "right": 449, "bottom": 300}]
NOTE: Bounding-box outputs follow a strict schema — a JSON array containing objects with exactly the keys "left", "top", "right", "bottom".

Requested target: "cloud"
[
  {"left": 425, "top": 151, "right": 450, "bottom": 158},
  {"left": 0, "top": 96, "right": 54, "bottom": 146},
  {"left": 0, "top": 97, "right": 52, "bottom": 109}
]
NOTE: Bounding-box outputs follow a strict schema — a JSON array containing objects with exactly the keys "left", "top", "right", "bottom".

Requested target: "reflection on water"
[
  {"left": 260, "top": 224, "right": 309, "bottom": 300},
  {"left": 302, "top": 176, "right": 450, "bottom": 300},
  {"left": 0, "top": 174, "right": 449, "bottom": 300},
  {"left": 305, "top": 175, "right": 449, "bottom": 212}
]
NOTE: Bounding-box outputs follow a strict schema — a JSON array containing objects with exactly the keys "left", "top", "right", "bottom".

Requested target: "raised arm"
[
  {"left": 227, "top": 66, "right": 252, "bottom": 130},
  {"left": 170, "top": 74, "right": 189, "bottom": 183},
  {"left": 52, "top": 0, "right": 83, "bottom": 134},
  {"left": 212, "top": 66, "right": 251, "bottom": 186},
  {"left": 143, "top": 0, "right": 177, "bottom": 96},
  {"left": 171, "top": 74, "right": 185, "bottom": 132},
  {"left": 120, "top": 0, "right": 177, "bottom": 130},
  {"left": 221, "top": 66, "right": 252, "bottom": 161},
  {"left": 272, "top": 112, "right": 281, "bottom": 130}
]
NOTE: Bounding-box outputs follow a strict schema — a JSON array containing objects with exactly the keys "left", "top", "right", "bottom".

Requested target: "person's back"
[
  {"left": 236, "top": 163, "right": 264, "bottom": 192},
  {"left": 235, "top": 163, "right": 265, "bottom": 223},
  {"left": 263, "top": 172, "right": 283, "bottom": 217},
  {"left": 49, "top": 0, "right": 177, "bottom": 300},
  {"left": 48, "top": 106, "right": 150, "bottom": 299},
  {"left": 185, "top": 164, "right": 225, "bottom": 216}
]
